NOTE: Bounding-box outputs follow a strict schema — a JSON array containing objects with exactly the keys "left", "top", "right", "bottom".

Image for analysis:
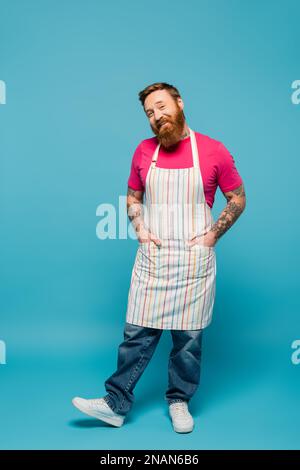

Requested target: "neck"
[{"left": 180, "top": 124, "right": 190, "bottom": 140}]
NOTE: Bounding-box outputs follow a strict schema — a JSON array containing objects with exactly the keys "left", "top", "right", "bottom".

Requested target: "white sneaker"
[
  {"left": 72, "top": 397, "right": 125, "bottom": 427},
  {"left": 168, "top": 401, "right": 194, "bottom": 433}
]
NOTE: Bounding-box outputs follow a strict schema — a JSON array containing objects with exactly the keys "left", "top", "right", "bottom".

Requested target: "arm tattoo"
[
  {"left": 127, "top": 187, "right": 140, "bottom": 198},
  {"left": 227, "top": 184, "right": 245, "bottom": 198},
  {"left": 210, "top": 184, "right": 246, "bottom": 241},
  {"left": 127, "top": 186, "right": 145, "bottom": 234}
]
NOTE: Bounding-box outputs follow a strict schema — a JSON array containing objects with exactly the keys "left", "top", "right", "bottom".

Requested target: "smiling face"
[{"left": 144, "top": 89, "right": 186, "bottom": 148}]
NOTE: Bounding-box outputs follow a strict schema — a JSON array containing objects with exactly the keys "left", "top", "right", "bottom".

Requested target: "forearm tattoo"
[
  {"left": 211, "top": 184, "right": 246, "bottom": 241},
  {"left": 127, "top": 187, "right": 145, "bottom": 234}
]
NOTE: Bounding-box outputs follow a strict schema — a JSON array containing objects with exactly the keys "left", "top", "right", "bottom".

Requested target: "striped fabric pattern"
[{"left": 126, "top": 129, "right": 217, "bottom": 330}]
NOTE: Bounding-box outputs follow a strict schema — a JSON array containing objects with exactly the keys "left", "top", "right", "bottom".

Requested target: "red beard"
[{"left": 151, "top": 105, "right": 186, "bottom": 149}]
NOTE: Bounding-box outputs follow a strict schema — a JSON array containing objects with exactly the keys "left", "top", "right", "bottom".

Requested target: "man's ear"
[{"left": 177, "top": 97, "right": 184, "bottom": 111}]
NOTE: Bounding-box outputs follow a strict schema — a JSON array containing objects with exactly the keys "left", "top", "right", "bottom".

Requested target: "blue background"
[{"left": 1, "top": 0, "right": 299, "bottom": 449}]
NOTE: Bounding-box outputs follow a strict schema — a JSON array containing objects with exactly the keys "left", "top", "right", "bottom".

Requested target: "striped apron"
[{"left": 126, "top": 128, "right": 217, "bottom": 330}]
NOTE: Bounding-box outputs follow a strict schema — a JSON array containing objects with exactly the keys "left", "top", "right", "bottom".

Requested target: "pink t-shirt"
[{"left": 127, "top": 131, "right": 243, "bottom": 208}]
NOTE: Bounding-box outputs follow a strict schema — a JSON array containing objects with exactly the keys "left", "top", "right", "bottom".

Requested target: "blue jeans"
[{"left": 103, "top": 322, "right": 203, "bottom": 416}]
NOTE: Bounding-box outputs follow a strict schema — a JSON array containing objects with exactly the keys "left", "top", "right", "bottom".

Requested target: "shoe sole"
[
  {"left": 72, "top": 399, "right": 124, "bottom": 427},
  {"left": 170, "top": 414, "right": 194, "bottom": 433},
  {"left": 173, "top": 424, "right": 194, "bottom": 433}
]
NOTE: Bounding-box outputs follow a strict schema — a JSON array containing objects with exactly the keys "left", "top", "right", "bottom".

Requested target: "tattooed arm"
[
  {"left": 127, "top": 186, "right": 161, "bottom": 245},
  {"left": 204, "top": 184, "right": 246, "bottom": 247},
  {"left": 127, "top": 186, "right": 145, "bottom": 236}
]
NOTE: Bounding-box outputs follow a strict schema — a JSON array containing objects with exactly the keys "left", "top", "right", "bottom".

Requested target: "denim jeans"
[{"left": 103, "top": 321, "right": 203, "bottom": 416}]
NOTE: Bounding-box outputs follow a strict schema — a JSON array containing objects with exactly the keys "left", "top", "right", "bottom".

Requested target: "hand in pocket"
[
  {"left": 138, "top": 228, "right": 162, "bottom": 247},
  {"left": 186, "top": 232, "right": 215, "bottom": 248}
]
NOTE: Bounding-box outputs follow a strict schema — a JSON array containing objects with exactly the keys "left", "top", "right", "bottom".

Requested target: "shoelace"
[
  {"left": 89, "top": 398, "right": 106, "bottom": 408},
  {"left": 171, "top": 402, "right": 190, "bottom": 417}
]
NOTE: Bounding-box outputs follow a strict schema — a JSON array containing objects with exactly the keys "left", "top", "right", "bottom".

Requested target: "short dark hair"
[{"left": 138, "top": 82, "right": 181, "bottom": 107}]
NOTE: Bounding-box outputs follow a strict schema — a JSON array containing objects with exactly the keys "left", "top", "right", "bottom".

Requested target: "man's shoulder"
[
  {"left": 134, "top": 136, "right": 157, "bottom": 154},
  {"left": 140, "top": 136, "right": 158, "bottom": 146},
  {"left": 194, "top": 130, "right": 221, "bottom": 150}
]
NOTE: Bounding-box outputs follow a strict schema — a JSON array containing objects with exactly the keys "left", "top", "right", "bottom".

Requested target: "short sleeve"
[
  {"left": 216, "top": 142, "right": 243, "bottom": 193},
  {"left": 127, "top": 143, "right": 144, "bottom": 191}
]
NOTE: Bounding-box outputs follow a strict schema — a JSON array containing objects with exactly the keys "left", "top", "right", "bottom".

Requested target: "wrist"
[{"left": 207, "top": 230, "right": 218, "bottom": 246}]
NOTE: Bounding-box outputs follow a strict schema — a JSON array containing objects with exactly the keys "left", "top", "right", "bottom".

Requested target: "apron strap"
[
  {"left": 151, "top": 143, "right": 160, "bottom": 168},
  {"left": 189, "top": 128, "right": 199, "bottom": 168}
]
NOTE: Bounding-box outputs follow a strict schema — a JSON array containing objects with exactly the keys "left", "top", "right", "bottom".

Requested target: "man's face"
[{"left": 144, "top": 89, "right": 186, "bottom": 148}]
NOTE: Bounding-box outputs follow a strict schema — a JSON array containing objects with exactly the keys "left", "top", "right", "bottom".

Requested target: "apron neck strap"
[
  {"left": 151, "top": 142, "right": 160, "bottom": 168},
  {"left": 189, "top": 128, "right": 199, "bottom": 168},
  {"left": 151, "top": 127, "right": 199, "bottom": 168}
]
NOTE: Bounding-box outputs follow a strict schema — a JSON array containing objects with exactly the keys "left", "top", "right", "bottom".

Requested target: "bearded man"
[{"left": 72, "top": 82, "right": 246, "bottom": 433}]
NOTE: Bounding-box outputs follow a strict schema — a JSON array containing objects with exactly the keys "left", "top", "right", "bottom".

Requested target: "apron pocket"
[
  {"left": 187, "top": 242, "right": 216, "bottom": 280},
  {"left": 190, "top": 242, "right": 214, "bottom": 252},
  {"left": 136, "top": 241, "right": 158, "bottom": 277}
]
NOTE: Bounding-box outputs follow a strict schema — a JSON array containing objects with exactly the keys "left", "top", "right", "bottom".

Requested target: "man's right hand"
[{"left": 138, "top": 228, "right": 162, "bottom": 247}]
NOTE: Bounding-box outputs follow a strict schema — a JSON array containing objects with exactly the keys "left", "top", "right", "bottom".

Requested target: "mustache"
[{"left": 157, "top": 119, "right": 171, "bottom": 128}]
